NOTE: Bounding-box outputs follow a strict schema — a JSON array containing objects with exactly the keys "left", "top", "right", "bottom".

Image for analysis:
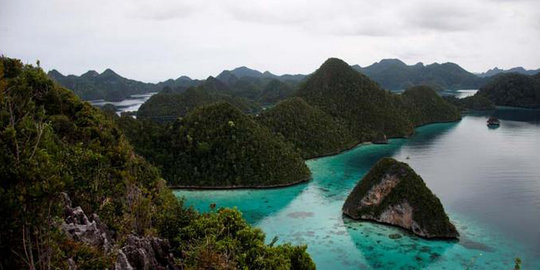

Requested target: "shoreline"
[
  {"left": 170, "top": 118, "right": 462, "bottom": 191},
  {"left": 169, "top": 175, "right": 311, "bottom": 190},
  {"left": 342, "top": 213, "right": 460, "bottom": 241}
]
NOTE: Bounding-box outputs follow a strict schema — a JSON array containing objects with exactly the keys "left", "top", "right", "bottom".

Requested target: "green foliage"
[
  {"left": 137, "top": 83, "right": 261, "bottom": 122},
  {"left": 514, "top": 257, "right": 522, "bottom": 270},
  {"left": 0, "top": 55, "right": 175, "bottom": 268},
  {"left": 297, "top": 58, "right": 414, "bottom": 142},
  {"left": 48, "top": 69, "right": 157, "bottom": 101},
  {"left": 343, "top": 158, "right": 457, "bottom": 237},
  {"left": 443, "top": 95, "right": 495, "bottom": 111},
  {"left": 295, "top": 58, "right": 460, "bottom": 146},
  {"left": 177, "top": 207, "right": 316, "bottom": 270},
  {"left": 353, "top": 59, "right": 486, "bottom": 90},
  {"left": 257, "top": 79, "right": 296, "bottom": 105},
  {"left": 257, "top": 97, "right": 357, "bottom": 159},
  {"left": 476, "top": 73, "right": 540, "bottom": 108},
  {"left": 1, "top": 56, "right": 314, "bottom": 269},
  {"left": 400, "top": 85, "right": 461, "bottom": 126},
  {"left": 121, "top": 102, "right": 310, "bottom": 187}
]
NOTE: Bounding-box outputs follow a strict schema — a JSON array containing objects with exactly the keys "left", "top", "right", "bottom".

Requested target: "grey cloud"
[{"left": 1, "top": 0, "right": 539, "bottom": 80}]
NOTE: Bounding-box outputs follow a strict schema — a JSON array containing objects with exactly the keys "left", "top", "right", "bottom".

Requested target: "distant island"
[
  {"left": 117, "top": 58, "right": 463, "bottom": 187},
  {"left": 49, "top": 59, "right": 539, "bottom": 103},
  {"left": 343, "top": 158, "right": 459, "bottom": 239},
  {"left": 352, "top": 59, "right": 486, "bottom": 91},
  {"left": 476, "top": 67, "right": 540, "bottom": 78},
  {"left": 119, "top": 102, "right": 310, "bottom": 188},
  {"left": 476, "top": 72, "right": 540, "bottom": 108}
]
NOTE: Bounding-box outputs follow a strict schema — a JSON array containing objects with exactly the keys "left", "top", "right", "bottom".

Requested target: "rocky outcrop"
[
  {"left": 342, "top": 158, "right": 458, "bottom": 239},
  {"left": 115, "top": 235, "right": 178, "bottom": 270},
  {"left": 60, "top": 193, "right": 178, "bottom": 270},
  {"left": 61, "top": 193, "right": 113, "bottom": 252}
]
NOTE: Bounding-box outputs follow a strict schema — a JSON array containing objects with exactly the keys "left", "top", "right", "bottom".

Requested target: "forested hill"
[
  {"left": 120, "top": 102, "right": 310, "bottom": 187},
  {"left": 1, "top": 56, "right": 315, "bottom": 269},
  {"left": 258, "top": 58, "right": 461, "bottom": 158},
  {"left": 48, "top": 68, "right": 158, "bottom": 101},
  {"left": 257, "top": 97, "right": 357, "bottom": 159},
  {"left": 476, "top": 72, "right": 540, "bottom": 108},
  {"left": 352, "top": 59, "right": 486, "bottom": 91},
  {"left": 297, "top": 58, "right": 414, "bottom": 141},
  {"left": 137, "top": 82, "right": 262, "bottom": 121},
  {"left": 476, "top": 67, "right": 540, "bottom": 77}
]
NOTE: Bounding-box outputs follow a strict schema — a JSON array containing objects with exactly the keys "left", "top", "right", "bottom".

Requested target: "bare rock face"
[
  {"left": 115, "top": 234, "right": 178, "bottom": 270},
  {"left": 342, "top": 158, "right": 458, "bottom": 239},
  {"left": 61, "top": 193, "right": 113, "bottom": 252},
  {"left": 60, "top": 193, "right": 179, "bottom": 270}
]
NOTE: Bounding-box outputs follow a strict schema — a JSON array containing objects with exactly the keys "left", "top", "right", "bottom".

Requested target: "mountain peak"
[
  {"left": 101, "top": 68, "right": 119, "bottom": 76},
  {"left": 318, "top": 58, "right": 353, "bottom": 72},
  {"left": 378, "top": 58, "right": 406, "bottom": 66},
  {"left": 81, "top": 70, "right": 99, "bottom": 78},
  {"left": 230, "top": 66, "right": 263, "bottom": 78},
  {"left": 47, "top": 69, "right": 64, "bottom": 78}
]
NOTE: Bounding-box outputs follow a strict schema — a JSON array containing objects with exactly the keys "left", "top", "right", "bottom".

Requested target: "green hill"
[
  {"left": 121, "top": 102, "right": 310, "bottom": 187},
  {"left": 297, "top": 58, "right": 414, "bottom": 142},
  {"left": 353, "top": 59, "right": 486, "bottom": 91},
  {"left": 257, "top": 79, "right": 296, "bottom": 105},
  {"left": 257, "top": 97, "right": 357, "bottom": 159},
  {"left": 1, "top": 56, "right": 314, "bottom": 269},
  {"left": 343, "top": 158, "right": 458, "bottom": 239},
  {"left": 48, "top": 68, "right": 158, "bottom": 101},
  {"left": 137, "top": 83, "right": 261, "bottom": 121},
  {"left": 476, "top": 73, "right": 540, "bottom": 108},
  {"left": 443, "top": 95, "right": 495, "bottom": 111},
  {"left": 401, "top": 86, "right": 461, "bottom": 126}
]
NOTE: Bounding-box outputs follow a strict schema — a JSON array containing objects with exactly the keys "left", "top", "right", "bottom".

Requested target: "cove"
[{"left": 175, "top": 107, "right": 540, "bottom": 269}]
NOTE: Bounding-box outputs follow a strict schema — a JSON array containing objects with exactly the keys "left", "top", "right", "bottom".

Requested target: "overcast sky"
[{"left": 1, "top": 0, "right": 539, "bottom": 82}]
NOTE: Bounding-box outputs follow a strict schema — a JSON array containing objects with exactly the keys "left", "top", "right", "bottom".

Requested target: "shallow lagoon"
[{"left": 175, "top": 107, "right": 540, "bottom": 269}]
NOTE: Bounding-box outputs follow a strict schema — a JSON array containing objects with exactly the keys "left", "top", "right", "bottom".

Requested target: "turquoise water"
[{"left": 175, "top": 107, "right": 540, "bottom": 269}]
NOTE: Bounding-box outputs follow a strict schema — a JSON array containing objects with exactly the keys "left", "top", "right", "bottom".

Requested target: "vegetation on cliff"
[
  {"left": 48, "top": 68, "right": 157, "bottom": 101},
  {"left": 137, "top": 82, "right": 261, "bottom": 121},
  {"left": 257, "top": 97, "right": 356, "bottom": 159},
  {"left": 343, "top": 158, "right": 458, "bottom": 238},
  {"left": 443, "top": 95, "right": 496, "bottom": 111},
  {"left": 120, "top": 102, "right": 310, "bottom": 187},
  {"left": 0, "top": 56, "right": 314, "bottom": 269},
  {"left": 476, "top": 73, "right": 540, "bottom": 108},
  {"left": 352, "top": 59, "right": 485, "bottom": 91},
  {"left": 401, "top": 86, "right": 461, "bottom": 126},
  {"left": 297, "top": 58, "right": 414, "bottom": 142}
]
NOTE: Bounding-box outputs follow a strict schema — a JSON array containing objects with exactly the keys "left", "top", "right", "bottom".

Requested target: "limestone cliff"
[{"left": 342, "top": 158, "right": 458, "bottom": 239}]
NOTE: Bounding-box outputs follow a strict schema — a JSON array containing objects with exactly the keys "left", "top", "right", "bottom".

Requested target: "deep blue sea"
[{"left": 175, "top": 106, "right": 540, "bottom": 269}]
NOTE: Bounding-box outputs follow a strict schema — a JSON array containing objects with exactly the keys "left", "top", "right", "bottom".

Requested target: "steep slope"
[
  {"left": 1, "top": 56, "right": 315, "bottom": 269},
  {"left": 257, "top": 97, "right": 357, "bottom": 158},
  {"left": 401, "top": 86, "right": 461, "bottom": 126},
  {"left": 297, "top": 58, "right": 414, "bottom": 142},
  {"left": 343, "top": 158, "right": 458, "bottom": 239},
  {"left": 477, "top": 67, "right": 540, "bottom": 77},
  {"left": 48, "top": 68, "right": 157, "bottom": 101},
  {"left": 137, "top": 84, "right": 261, "bottom": 121},
  {"left": 257, "top": 79, "right": 296, "bottom": 105},
  {"left": 476, "top": 73, "right": 540, "bottom": 108},
  {"left": 121, "top": 102, "right": 310, "bottom": 187},
  {"left": 443, "top": 95, "right": 495, "bottom": 111},
  {"left": 354, "top": 59, "right": 485, "bottom": 90}
]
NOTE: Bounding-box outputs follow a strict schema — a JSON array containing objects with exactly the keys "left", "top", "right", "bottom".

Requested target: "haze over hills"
[
  {"left": 48, "top": 68, "right": 158, "bottom": 101},
  {"left": 352, "top": 59, "right": 486, "bottom": 91},
  {"left": 476, "top": 67, "right": 540, "bottom": 77},
  {"left": 48, "top": 59, "right": 540, "bottom": 103}
]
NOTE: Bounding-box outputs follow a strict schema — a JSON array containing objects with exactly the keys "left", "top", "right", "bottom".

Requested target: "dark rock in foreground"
[
  {"left": 60, "top": 193, "right": 178, "bottom": 270},
  {"left": 342, "top": 158, "right": 458, "bottom": 239}
]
